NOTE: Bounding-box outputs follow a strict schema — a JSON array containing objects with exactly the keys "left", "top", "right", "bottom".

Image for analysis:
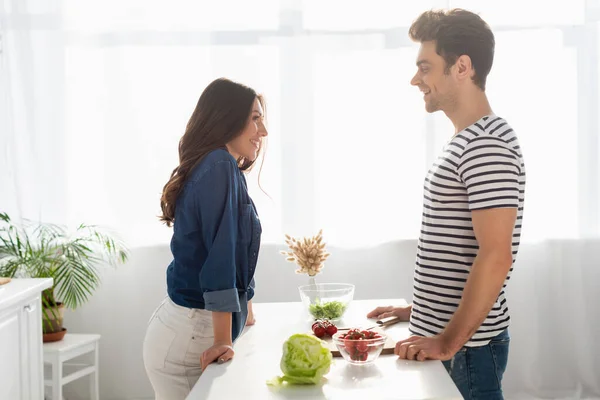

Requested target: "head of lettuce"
[{"left": 267, "top": 333, "right": 333, "bottom": 386}]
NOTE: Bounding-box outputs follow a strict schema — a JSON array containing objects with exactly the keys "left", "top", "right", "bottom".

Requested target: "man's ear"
[{"left": 455, "top": 55, "right": 474, "bottom": 81}]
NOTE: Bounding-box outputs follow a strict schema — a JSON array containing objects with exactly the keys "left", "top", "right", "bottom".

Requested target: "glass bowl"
[
  {"left": 332, "top": 330, "right": 387, "bottom": 365},
  {"left": 298, "top": 283, "right": 354, "bottom": 321}
]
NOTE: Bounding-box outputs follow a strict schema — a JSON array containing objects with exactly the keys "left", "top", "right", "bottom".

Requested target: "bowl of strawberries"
[{"left": 332, "top": 328, "right": 387, "bottom": 365}]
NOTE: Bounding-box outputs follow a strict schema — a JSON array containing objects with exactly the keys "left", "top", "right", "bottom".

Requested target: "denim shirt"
[{"left": 166, "top": 149, "right": 262, "bottom": 342}]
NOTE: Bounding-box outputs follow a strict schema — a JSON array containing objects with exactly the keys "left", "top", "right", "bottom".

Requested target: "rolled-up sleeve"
[
  {"left": 195, "top": 160, "right": 241, "bottom": 313},
  {"left": 248, "top": 277, "right": 256, "bottom": 301}
]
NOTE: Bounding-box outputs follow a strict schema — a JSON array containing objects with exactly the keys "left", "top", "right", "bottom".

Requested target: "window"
[{"left": 3, "top": 1, "right": 599, "bottom": 247}]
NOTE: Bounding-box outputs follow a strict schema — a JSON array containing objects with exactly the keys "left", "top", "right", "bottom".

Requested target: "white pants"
[{"left": 143, "top": 297, "right": 213, "bottom": 400}]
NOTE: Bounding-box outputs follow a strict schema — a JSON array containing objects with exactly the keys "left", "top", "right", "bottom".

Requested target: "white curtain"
[
  {"left": 2, "top": 0, "right": 598, "bottom": 246},
  {"left": 1, "top": 0, "right": 599, "bottom": 398},
  {"left": 503, "top": 240, "right": 600, "bottom": 398}
]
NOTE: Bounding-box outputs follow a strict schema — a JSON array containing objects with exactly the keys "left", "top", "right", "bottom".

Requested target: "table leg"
[
  {"left": 90, "top": 342, "right": 99, "bottom": 400},
  {"left": 52, "top": 358, "right": 62, "bottom": 400}
]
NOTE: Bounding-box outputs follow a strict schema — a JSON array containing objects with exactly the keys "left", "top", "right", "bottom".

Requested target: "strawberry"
[
  {"left": 326, "top": 325, "right": 338, "bottom": 336},
  {"left": 344, "top": 338, "right": 355, "bottom": 353},
  {"left": 313, "top": 325, "right": 326, "bottom": 338},
  {"left": 356, "top": 340, "right": 368, "bottom": 353}
]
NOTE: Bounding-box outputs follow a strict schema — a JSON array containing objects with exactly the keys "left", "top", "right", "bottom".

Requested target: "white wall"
[{"left": 62, "top": 240, "right": 600, "bottom": 400}]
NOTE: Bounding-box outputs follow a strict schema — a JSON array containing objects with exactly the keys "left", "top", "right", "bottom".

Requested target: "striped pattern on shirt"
[{"left": 409, "top": 114, "right": 526, "bottom": 347}]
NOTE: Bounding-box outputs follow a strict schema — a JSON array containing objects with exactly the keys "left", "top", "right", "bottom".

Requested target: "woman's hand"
[
  {"left": 203, "top": 311, "right": 234, "bottom": 371},
  {"left": 200, "top": 342, "right": 234, "bottom": 371}
]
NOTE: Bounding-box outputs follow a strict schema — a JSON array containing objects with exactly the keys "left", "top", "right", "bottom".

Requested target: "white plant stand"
[{"left": 43, "top": 333, "right": 100, "bottom": 400}]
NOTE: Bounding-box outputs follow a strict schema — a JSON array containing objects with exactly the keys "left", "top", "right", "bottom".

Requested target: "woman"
[{"left": 143, "top": 78, "right": 267, "bottom": 399}]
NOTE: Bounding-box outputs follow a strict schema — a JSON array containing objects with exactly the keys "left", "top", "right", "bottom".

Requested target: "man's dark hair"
[{"left": 409, "top": 9, "right": 495, "bottom": 90}]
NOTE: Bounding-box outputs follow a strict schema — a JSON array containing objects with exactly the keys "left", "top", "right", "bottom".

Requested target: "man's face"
[{"left": 410, "top": 41, "right": 458, "bottom": 113}]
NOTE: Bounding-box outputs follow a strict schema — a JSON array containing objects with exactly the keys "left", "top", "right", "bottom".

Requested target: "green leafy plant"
[
  {"left": 0, "top": 211, "right": 128, "bottom": 333},
  {"left": 267, "top": 333, "right": 332, "bottom": 386},
  {"left": 308, "top": 300, "right": 347, "bottom": 320}
]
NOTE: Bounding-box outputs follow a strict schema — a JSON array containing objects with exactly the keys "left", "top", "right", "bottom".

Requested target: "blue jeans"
[{"left": 442, "top": 329, "right": 510, "bottom": 400}]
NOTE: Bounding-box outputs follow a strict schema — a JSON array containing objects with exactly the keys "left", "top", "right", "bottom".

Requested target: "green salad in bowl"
[{"left": 298, "top": 283, "right": 354, "bottom": 320}]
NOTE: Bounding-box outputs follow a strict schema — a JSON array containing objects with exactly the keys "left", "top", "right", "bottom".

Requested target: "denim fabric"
[
  {"left": 442, "top": 329, "right": 510, "bottom": 400},
  {"left": 166, "top": 149, "right": 261, "bottom": 341}
]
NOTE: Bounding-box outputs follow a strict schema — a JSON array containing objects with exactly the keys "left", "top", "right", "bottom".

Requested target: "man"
[{"left": 368, "top": 9, "right": 525, "bottom": 400}]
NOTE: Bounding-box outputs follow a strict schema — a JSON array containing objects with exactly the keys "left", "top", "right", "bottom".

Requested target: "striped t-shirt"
[{"left": 409, "top": 114, "right": 525, "bottom": 347}]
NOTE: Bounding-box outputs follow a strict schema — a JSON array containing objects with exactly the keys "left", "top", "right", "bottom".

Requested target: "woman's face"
[{"left": 226, "top": 98, "right": 268, "bottom": 162}]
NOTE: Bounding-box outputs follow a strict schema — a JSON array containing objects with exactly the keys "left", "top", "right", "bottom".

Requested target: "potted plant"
[
  {"left": 280, "top": 229, "right": 331, "bottom": 281},
  {"left": 0, "top": 212, "right": 128, "bottom": 342}
]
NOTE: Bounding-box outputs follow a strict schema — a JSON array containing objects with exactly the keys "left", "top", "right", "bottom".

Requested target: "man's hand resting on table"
[
  {"left": 366, "top": 304, "right": 412, "bottom": 321},
  {"left": 367, "top": 304, "right": 460, "bottom": 361},
  {"left": 394, "top": 334, "right": 458, "bottom": 361}
]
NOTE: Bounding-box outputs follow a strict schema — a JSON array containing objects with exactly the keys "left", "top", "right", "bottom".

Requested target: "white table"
[
  {"left": 187, "top": 299, "right": 461, "bottom": 399},
  {"left": 43, "top": 333, "right": 100, "bottom": 400}
]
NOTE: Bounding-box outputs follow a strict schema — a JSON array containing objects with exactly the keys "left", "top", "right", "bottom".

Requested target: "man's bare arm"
[{"left": 441, "top": 207, "right": 516, "bottom": 352}]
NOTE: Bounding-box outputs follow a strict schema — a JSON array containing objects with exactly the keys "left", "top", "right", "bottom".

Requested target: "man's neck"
[{"left": 444, "top": 90, "right": 493, "bottom": 135}]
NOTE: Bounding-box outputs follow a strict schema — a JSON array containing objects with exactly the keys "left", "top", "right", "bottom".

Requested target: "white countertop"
[
  {"left": 187, "top": 299, "right": 461, "bottom": 400},
  {"left": 0, "top": 278, "right": 53, "bottom": 311}
]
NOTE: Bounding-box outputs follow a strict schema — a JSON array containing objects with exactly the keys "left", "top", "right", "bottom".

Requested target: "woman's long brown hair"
[{"left": 159, "top": 78, "right": 265, "bottom": 227}]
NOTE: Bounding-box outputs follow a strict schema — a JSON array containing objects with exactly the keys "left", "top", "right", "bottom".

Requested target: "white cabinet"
[
  {"left": 22, "top": 296, "right": 45, "bottom": 399},
  {"left": 0, "top": 279, "right": 53, "bottom": 400},
  {"left": 0, "top": 306, "right": 22, "bottom": 399}
]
